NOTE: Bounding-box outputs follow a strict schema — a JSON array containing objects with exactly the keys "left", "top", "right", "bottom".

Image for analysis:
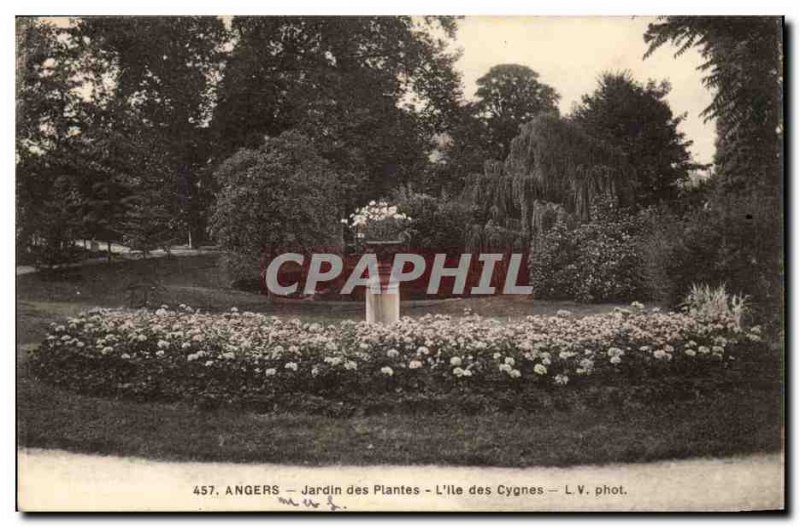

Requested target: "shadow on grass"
[{"left": 17, "top": 374, "right": 782, "bottom": 468}]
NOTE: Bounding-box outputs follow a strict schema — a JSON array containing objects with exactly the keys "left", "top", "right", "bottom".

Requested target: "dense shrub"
[
  {"left": 30, "top": 303, "right": 764, "bottom": 410},
  {"left": 530, "top": 200, "right": 649, "bottom": 303},
  {"left": 209, "top": 131, "right": 342, "bottom": 284},
  {"left": 640, "top": 191, "right": 782, "bottom": 324},
  {"left": 393, "top": 186, "right": 476, "bottom": 251}
]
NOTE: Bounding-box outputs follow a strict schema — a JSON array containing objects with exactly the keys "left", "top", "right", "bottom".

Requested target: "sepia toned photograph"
[{"left": 14, "top": 13, "right": 784, "bottom": 512}]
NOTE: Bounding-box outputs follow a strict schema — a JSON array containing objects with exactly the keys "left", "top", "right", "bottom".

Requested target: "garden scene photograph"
[{"left": 14, "top": 14, "right": 784, "bottom": 512}]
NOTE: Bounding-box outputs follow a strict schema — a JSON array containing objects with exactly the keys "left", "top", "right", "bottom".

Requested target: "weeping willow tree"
[{"left": 462, "top": 113, "right": 633, "bottom": 252}]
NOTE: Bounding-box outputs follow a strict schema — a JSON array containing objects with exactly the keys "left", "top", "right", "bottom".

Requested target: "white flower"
[
  {"left": 554, "top": 374, "right": 569, "bottom": 385},
  {"left": 285, "top": 362, "right": 298, "bottom": 371},
  {"left": 452, "top": 367, "right": 465, "bottom": 377},
  {"left": 380, "top": 366, "right": 394, "bottom": 376},
  {"left": 450, "top": 356, "right": 462, "bottom": 366},
  {"left": 417, "top": 346, "right": 430, "bottom": 355},
  {"left": 408, "top": 360, "right": 422, "bottom": 369},
  {"left": 504, "top": 357, "right": 515, "bottom": 366},
  {"left": 121, "top": 353, "right": 131, "bottom": 359},
  {"left": 157, "top": 340, "right": 170, "bottom": 349},
  {"left": 230, "top": 307, "right": 239, "bottom": 313},
  {"left": 387, "top": 348, "right": 400, "bottom": 358},
  {"left": 534, "top": 364, "right": 547, "bottom": 375},
  {"left": 102, "top": 346, "right": 114, "bottom": 355},
  {"left": 684, "top": 349, "right": 697, "bottom": 357},
  {"left": 509, "top": 369, "right": 521, "bottom": 378},
  {"left": 265, "top": 368, "right": 277, "bottom": 377},
  {"left": 610, "top": 356, "right": 622, "bottom": 364},
  {"left": 499, "top": 363, "right": 512, "bottom": 373},
  {"left": 344, "top": 360, "right": 358, "bottom": 371}
]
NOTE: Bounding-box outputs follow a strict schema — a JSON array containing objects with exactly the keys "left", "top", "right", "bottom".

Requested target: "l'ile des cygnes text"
[{"left": 200, "top": 482, "right": 627, "bottom": 498}]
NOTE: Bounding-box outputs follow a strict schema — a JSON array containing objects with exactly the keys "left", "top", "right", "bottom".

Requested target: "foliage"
[
  {"left": 474, "top": 64, "right": 560, "bottom": 161},
  {"left": 71, "top": 17, "right": 228, "bottom": 246},
  {"left": 211, "top": 17, "right": 463, "bottom": 209},
  {"left": 572, "top": 72, "right": 700, "bottom": 207},
  {"left": 531, "top": 199, "right": 649, "bottom": 303},
  {"left": 434, "top": 64, "right": 560, "bottom": 194},
  {"left": 683, "top": 283, "right": 748, "bottom": 329},
  {"left": 644, "top": 17, "right": 782, "bottom": 194},
  {"left": 392, "top": 187, "right": 476, "bottom": 251},
  {"left": 16, "top": 16, "right": 464, "bottom": 257},
  {"left": 30, "top": 302, "right": 764, "bottom": 408},
  {"left": 644, "top": 16, "right": 783, "bottom": 321},
  {"left": 640, "top": 192, "right": 780, "bottom": 317},
  {"left": 209, "top": 131, "right": 341, "bottom": 281},
  {"left": 462, "top": 113, "right": 630, "bottom": 255}
]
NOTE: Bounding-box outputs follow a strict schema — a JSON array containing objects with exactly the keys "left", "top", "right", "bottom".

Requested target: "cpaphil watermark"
[{"left": 264, "top": 252, "right": 532, "bottom": 297}]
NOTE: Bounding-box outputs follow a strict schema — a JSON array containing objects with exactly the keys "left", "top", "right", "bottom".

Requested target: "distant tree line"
[{"left": 17, "top": 16, "right": 783, "bottom": 322}]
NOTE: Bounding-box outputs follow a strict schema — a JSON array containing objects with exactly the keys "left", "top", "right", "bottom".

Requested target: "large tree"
[
  {"left": 474, "top": 64, "right": 560, "bottom": 161},
  {"left": 644, "top": 17, "right": 782, "bottom": 194},
  {"left": 16, "top": 18, "right": 107, "bottom": 261},
  {"left": 70, "top": 17, "right": 228, "bottom": 246},
  {"left": 572, "top": 71, "right": 698, "bottom": 207},
  {"left": 644, "top": 16, "right": 783, "bottom": 315},
  {"left": 210, "top": 16, "right": 463, "bottom": 209}
]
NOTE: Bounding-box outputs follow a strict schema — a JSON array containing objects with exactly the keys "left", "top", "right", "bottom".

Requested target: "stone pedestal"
[
  {"left": 365, "top": 284, "right": 400, "bottom": 324},
  {"left": 364, "top": 240, "right": 403, "bottom": 324}
]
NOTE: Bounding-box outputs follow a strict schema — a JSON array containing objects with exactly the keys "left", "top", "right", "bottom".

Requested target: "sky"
[{"left": 451, "top": 16, "right": 716, "bottom": 165}]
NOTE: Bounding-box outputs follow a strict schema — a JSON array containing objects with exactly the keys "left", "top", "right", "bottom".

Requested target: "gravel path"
[
  {"left": 16, "top": 245, "right": 217, "bottom": 276},
  {"left": 17, "top": 448, "right": 783, "bottom": 512}
]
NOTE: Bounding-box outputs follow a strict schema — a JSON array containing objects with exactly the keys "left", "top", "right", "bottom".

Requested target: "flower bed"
[{"left": 29, "top": 303, "right": 765, "bottom": 411}]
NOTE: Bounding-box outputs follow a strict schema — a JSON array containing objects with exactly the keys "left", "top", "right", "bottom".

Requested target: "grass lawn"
[
  {"left": 16, "top": 253, "right": 784, "bottom": 466},
  {"left": 17, "top": 376, "right": 782, "bottom": 467}
]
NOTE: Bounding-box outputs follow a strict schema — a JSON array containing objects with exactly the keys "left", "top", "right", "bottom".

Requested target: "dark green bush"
[{"left": 530, "top": 199, "right": 649, "bottom": 303}]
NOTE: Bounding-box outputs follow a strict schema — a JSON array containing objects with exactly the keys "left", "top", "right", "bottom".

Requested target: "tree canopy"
[
  {"left": 474, "top": 64, "right": 560, "bottom": 161},
  {"left": 572, "top": 72, "right": 698, "bottom": 207}
]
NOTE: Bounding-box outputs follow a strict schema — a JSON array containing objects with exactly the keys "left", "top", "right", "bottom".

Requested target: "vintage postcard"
[{"left": 15, "top": 14, "right": 784, "bottom": 512}]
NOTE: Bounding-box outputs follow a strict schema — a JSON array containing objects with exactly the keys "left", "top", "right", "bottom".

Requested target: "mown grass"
[{"left": 17, "top": 375, "right": 782, "bottom": 467}]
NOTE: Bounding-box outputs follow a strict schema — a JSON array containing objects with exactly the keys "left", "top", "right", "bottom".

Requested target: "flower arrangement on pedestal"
[
  {"left": 342, "top": 200, "right": 412, "bottom": 245},
  {"left": 342, "top": 201, "right": 412, "bottom": 322}
]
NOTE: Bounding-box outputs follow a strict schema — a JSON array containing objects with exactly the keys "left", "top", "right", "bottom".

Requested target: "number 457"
[{"left": 193, "top": 485, "right": 216, "bottom": 496}]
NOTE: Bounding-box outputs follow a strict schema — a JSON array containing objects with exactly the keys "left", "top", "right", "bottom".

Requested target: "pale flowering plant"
[
  {"left": 28, "top": 300, "right": 767, "bottom": 409},
  {"left": 342, "top": 200, "right": 412, "bottom": 242}
]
